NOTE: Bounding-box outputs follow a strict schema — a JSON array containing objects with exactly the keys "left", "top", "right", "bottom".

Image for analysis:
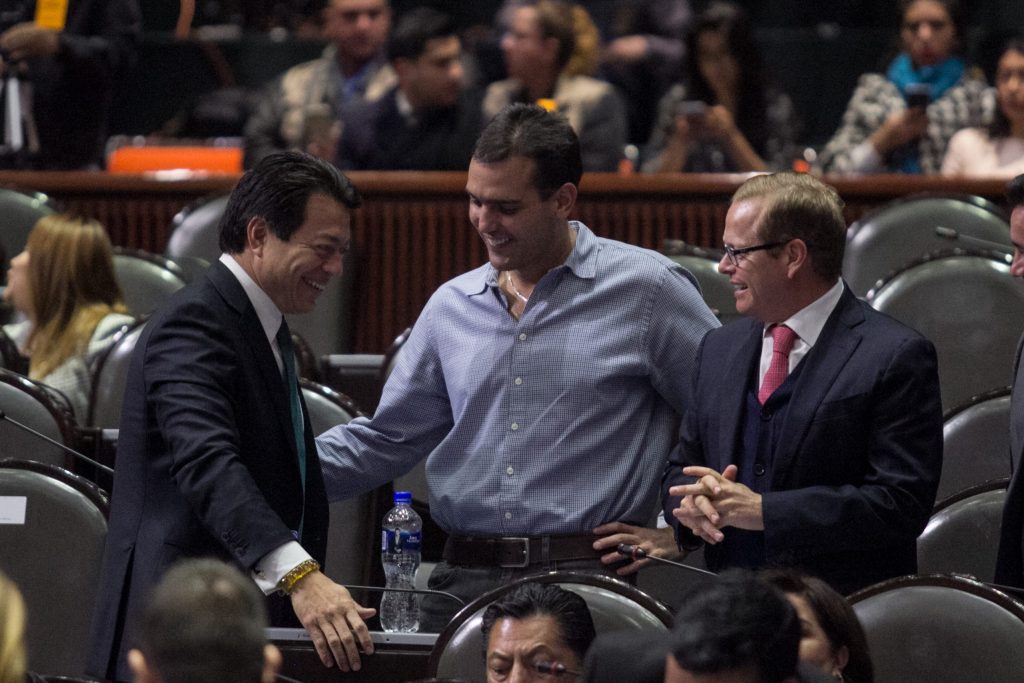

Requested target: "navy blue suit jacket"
[
  {"left": 663, "top": 286, "right": 943, "bottom": 594},
  {"left": 87, "top": 261, "right": 327, "bottom": 681}
]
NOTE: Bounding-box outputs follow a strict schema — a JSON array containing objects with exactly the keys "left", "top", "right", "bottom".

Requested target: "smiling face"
[
  {"left": 486, "top": 615, "right": 581, "bottom": 683},
  {"left": 719, "top": 198, "right": 793, "bottom": 323},
  {"left": 467, "top": 155, "right": 575, "bottom": 282},
  {"left": 248, "top": 193, "right": 351, "bottom": 314},
  {"left": 900, "top": 0, "right": 957, "bottom": 67}
]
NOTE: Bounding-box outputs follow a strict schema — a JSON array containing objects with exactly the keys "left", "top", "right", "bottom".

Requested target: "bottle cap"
[{"left": 394, "top": 491, "right": 412, "bottom": 504}]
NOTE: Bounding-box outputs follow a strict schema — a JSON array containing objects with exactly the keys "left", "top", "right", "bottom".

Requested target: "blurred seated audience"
[
  {"left": 599, "top": 0, "right": 692, "bottom": 144},
  {"left": 2, "top": 215, "right": 133, "bottom": 420},
  {"left": 942, "top": 36, "right": 1024, "bottom": 177},
  {"left": 127, "top": 559, "right": 282, "bottom": 683},
  {"left": 483, "top": 0, "right": 628, "bottom": 172},
  {"left": 818, "top": 0, "right": 993, "bottom": 175},
  {"left": 243, "top": 0, "right": 395, "bottom": 167},
  {"left": 337, "top": 8, "right": 483, "bottom": 171},
  {"left": 0, "top": 0, "right": 140, "bottom": 170},
  {"left": 761, "top": 569, "right": 875, "bottom": 683},
  {"left": 642, "top": 1, "right": 799, "bottom": 173},
  {"left": 482, "top": 582, "right": 596, "bottom": 683}
]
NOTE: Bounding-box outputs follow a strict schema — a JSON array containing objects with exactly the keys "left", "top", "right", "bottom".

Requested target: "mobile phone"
[
  {"left": 677, "top": 100, "right": 707, "bottom": 120},
  {"left": 905, "top": 83, "right": 931, "bottom": 109}
]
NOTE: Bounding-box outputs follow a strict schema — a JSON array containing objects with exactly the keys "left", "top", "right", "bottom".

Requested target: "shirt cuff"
[{"left": 252, "top": 541, "right": 313, "bottom": 595}]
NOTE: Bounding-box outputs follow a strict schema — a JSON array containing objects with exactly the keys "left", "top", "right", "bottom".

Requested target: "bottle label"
[{"left": 382, "top": 529, "right": 421, "bottom": 553}]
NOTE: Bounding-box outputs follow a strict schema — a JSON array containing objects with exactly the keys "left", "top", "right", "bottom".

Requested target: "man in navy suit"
[
  {"left": 995, "top": 174, "right": 1024, "bottom": 588},
  {"left": 663, "top": 172, "right": 943, "bottom": 594},
  {"left": 88, "top": 152, "right": 375, "bottom": 682}
]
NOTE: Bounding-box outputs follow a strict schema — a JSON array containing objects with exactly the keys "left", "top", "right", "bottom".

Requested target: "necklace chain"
[{"left": 505, "top": 271, "right": 529, "bottom": 304}]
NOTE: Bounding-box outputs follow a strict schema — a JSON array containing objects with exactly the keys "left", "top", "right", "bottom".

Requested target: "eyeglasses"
[{"left": 723, "top": 241, "right": 788, "bottom": 267}]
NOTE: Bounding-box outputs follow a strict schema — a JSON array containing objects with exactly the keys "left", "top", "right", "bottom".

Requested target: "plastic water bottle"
[{"left": 380, "top": 490, "right": 422, "bottom": 632}]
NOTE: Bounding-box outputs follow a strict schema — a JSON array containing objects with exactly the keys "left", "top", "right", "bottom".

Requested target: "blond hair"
[
  {"left": 564, "top": 4, "right": 600, "bottom": 77},
  {"left": 24, "top": 215, "right": 127, "bottom": 379},
  {"left": 0, "top": 571, "right": 27, "bottom": 683}
]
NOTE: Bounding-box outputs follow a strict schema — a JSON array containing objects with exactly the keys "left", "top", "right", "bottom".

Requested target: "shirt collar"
[
  {"left": 764, "top": 279, "right": 844, "bottom": 347},
  {"left": 219, "top": 253, "right": 284, "bottom": 343}
]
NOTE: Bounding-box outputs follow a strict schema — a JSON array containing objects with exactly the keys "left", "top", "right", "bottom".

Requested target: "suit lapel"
[
  {"left": 718, "top": 320, "right": 762, "bottom": 470},
  {"left": 1011, "top": 332, "right": 1024, "bottom": 473},
  {"left": 771, "top": 288, "right": 864, "bottom": 482},
  {"left": 207, "top": 262, "right": 298, "bottom": 463}
]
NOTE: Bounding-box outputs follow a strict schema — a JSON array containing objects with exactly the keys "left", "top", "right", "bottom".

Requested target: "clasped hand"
[{"left": 668, "top": 464, "right": 764, "bottom": 544}]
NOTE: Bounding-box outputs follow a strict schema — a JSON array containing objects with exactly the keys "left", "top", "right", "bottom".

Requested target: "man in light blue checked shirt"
[{"left": 317, "top": 103, "right": 719, "bottom": 629}]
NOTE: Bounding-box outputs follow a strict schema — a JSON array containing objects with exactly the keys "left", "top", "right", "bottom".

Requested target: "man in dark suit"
[
  {"left": 88, "top": 152, "right": 375, "bottom": 682},
  {"left": 663, "top": 172, "right": 943, "bottom": 594},
  {"left": 995, "top": 174, "right": 1024, "bottom": 588}
]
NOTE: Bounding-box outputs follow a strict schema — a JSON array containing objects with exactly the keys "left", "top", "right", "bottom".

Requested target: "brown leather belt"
[{"left": 443, "top": 534, "right": 601, "bottom": 568}]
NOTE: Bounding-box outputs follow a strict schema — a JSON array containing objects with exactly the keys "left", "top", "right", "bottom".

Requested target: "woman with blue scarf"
[{"left": 818, "top": 0, "right": 993, "bottom": 174}]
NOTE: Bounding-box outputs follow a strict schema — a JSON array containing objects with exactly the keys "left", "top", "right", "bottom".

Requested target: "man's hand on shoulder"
[{"left": 289, "top": 571, "right": 376, "bottom": 672}]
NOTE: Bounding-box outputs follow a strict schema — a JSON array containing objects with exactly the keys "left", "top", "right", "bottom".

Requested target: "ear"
[
  {"left": 552, "top": 182, "right": 578, "bottom": 217},
  {"left": 128, "top": 648, "right": 158, "bottom": 683},
  {"left": 784, "top": 238, "right": 810, "bottom": 279},
  {"left": 833, "top": 644, "right": 850, "bottom": 676},
  {"left": 262, "top": 643, "right": 283, "bottom": 683},
  {"left": 246, "top": 216, "right": 270, "bottom": 257}
]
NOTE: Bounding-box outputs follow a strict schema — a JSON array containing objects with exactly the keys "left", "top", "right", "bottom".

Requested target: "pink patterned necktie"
[{"left": 759, "top": 324, "right": 798, "bottom": 405}]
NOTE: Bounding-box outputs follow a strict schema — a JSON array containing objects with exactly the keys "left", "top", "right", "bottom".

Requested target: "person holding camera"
[
  {"left": 642, "top": 1, "right": 799, "bottom": 174},
  {"left": 818, "top": 0, "right": 992, "bottom": 175}
]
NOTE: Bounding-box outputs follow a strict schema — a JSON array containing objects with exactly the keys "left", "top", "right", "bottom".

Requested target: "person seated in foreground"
[
  {"left": 2, "top": 214, "right": 133, "bottom": 420},
  {"left": 761, "top": 569, "right": 874, "bottom": 683},
  {"left": 127, "top": 558, "right": 282, "bottom": 683},
  {"left": 482, "top": 582, "right": 596, "bottom": 683}
]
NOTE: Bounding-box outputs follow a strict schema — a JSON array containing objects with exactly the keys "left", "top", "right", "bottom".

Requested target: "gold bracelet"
[{"left": 277, "top": 559, "right": 320, "bottom": 595}]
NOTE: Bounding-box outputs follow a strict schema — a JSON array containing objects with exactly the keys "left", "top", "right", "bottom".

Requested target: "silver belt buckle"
[{"left": 500, "top": 537, "right": 530, "bottom": 568}]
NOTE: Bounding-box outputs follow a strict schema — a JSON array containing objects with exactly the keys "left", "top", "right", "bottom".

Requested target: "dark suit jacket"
[
  {"left": 995, "top": 334, "right": 1024, "bottom": 586},
  {"left": 663, "top": 286, "right": 943, "bottom": 594},
  {"left": 87, "top": 261, "right": 327, "bottom": 681}
]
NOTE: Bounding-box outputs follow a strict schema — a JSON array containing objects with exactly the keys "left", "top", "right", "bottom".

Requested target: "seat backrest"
[
  {"left": 112, "top": 248, "right": 188, "bottom": 317},
  {"left": 166, "top": 194, "right": 355, "bottom": 355},
  {"left": 844, "top": 194, "right": 1011, "bottom": 296},
  {"left": 917, "top": 479, "right": 1008, "bottom": 582},
  {"left": 941, "top": 388, "right": 1012, "bottom": 500},
  {"left": 0, "top": 326, "right": 29, "bottom": 374},
  {"left": 662, "top": 242, "right": 740, "bottom": 324},
  {"left": 0, "top": 459, "right": 108, "bottom": 677},
  {"left": 300, "top": 380, "right": 378, "bottom": 586},
  {"left": 87, "top": 320, "right": 147, "bottom": 428},
  {"left": 0, "top": 188, "right": 55, "bottom": 272},
  {"left": 0, "top": 368, "right": 78, "bottom": 469},
  {"left": 867, "top": 253, "right": 1024, "bottom": 411},
  {"left": 849, "top": 574, "right": 1024, "bottom": 682},
  {"left": 428, "top": 571, "right": 673, "bottom": 681}
]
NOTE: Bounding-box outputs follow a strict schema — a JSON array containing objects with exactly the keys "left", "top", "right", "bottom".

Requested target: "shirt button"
[
  {"left": 754, "top": 463, "right": 767, "bottom": 476},
  {"left": 506, "top": 466, "right": 514, "bottom": 475},
  {"left": 515, "top": 377, "right": 523, "bottom": 385},
  {"left": 504, "top": 512, "right": 512, "bottom": 520},
  {"left": 511, "top": 422, "right": 519, "bottom": 431},
  {"left": 519, "top": 333, "right": 527, "bottom": 341}
]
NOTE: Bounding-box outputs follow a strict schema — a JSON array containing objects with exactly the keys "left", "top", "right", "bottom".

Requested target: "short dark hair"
[
  {"left": 386, "top": 7, "right": 457, "bottom": 62},
  {"left": 481, "top": 582, "right": 597, "bottom": 664},
  {"left": 219, "top": 150, "right": 360, "bottom": 253},
  {"left": 473, "top": 103, "right": 582, "bottom": 197},
  {"left": 138, "top": 559, "right": 268, "bottom": 683},
  {"left": 732, "top": 172, "right": 847, "bottom": 282},
  {"left": 1009, "top": 174, "right": 1024, "bottom": 209},
  {"left": 669, "top": 570, "right": 800, "bottom": 683},
  {"left": 761, "top": 569, "right": 875, "bottom": 683}
]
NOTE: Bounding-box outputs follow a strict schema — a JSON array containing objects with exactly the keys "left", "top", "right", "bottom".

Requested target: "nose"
[
  {"left": 718, "top": 252, "right": 734, "bottom": 275},
  {"left": 322, "top": 251, "right": 344, "bottom": 276},
  {"left": 508, "top": 662, "right": 532, "bottom": 683}
]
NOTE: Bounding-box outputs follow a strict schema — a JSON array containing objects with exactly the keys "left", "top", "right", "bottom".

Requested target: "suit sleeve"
[
  {"left": 762, "top": 335, "right": 943, "bottom": 557},
  {"left": 144, "top": 302, "right": 296, "bottom": 569}
]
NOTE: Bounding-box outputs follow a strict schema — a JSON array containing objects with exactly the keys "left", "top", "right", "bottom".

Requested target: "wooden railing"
[{"left": 0, "top": 171, "right": 1011, "bottom": 353}]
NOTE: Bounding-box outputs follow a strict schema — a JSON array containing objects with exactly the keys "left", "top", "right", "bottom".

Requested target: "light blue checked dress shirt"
[{"left": 317, "top": 223, "right": 719, "bottom": 535}]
